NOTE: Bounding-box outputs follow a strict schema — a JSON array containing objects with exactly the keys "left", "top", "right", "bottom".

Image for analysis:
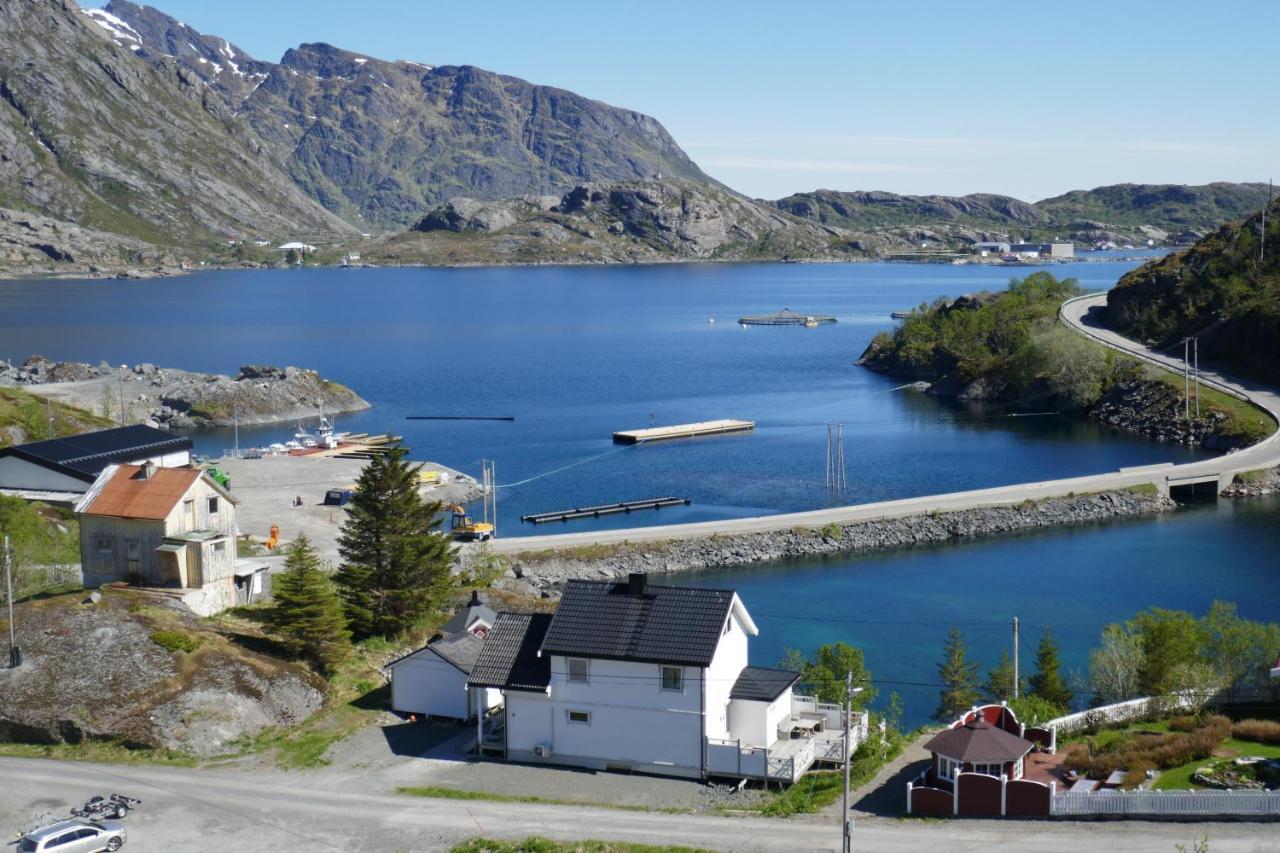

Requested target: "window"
[
  {"left": 1012, "top": 757, "right": 1024, "bottom": 779},
  {"left": 722, "top": 617, "right": 731, "bottom": 636},
  {"left": 183, "top": 498, "right": 196, "bottom": 529},
  {"left": 208, "top": 496, "right": 219, "bottom": 514},
  {"left": 566, "top": 710, "right": 590, "bottom": 725},
  {"left": 660, "top": 665, "right": 683, "bottom": 692},
  {"left": 126, "top": 540, "right": 141, "bottom": 576},
  {"left": 972, "top": 762, "right": 1003, "bottom": 778},
  {"left": 566, "top": 658, "right": 589, "bottom": 684},
  {"left": 213, "top": 541, "right": 226, "bottom": 555},
  {"left": 95, "top": 536, "right": 114, "bottom": 556},
  {"left": 938, "top": 756, "right": 959, "bottom": 781}
]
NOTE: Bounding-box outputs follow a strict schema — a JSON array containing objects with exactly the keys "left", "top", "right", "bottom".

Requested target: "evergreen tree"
[
  {"left": 984, "top": 650, "right": 1019, "bottom": 702},
  {"left": 333, "top": 443, "right": 455, "bottom": 638},
  {"left": 270, "top": 535, "right": 351, "bottom": 675},
  {"left": 1028, "top": 628, "right": 1073, "bottom": 708},
  {"left": 781, "top": 642, "right": 876, "bottom": 708},
  {"left": 935, "top": 625, "right": 980, "bottom": 722}
]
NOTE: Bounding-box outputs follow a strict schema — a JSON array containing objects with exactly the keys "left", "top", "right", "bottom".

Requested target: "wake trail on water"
[{"left": 495, "top": 442, "right": 643, "bottom": 489}]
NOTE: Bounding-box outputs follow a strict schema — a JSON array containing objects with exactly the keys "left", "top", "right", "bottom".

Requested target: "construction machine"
[{"left": 445, "top": 504, "right": 494, "bottom": 541}]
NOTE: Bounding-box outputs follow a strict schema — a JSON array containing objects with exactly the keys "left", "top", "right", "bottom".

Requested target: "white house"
[
  {"left": 74, "top": 462, "right": 264, "bottom": 616},
  {"left": 466, "top": 573, "right": 867, "bottom": 783},
  {"left": 386, "top": 593, "right": 500, "bottom": 720}
]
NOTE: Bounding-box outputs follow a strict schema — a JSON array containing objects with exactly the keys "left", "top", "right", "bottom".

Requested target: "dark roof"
[
  {"left": 442, "top": 591, "right": 496, "bottom": 635},
  {"left": 730, "top": 666, "right": 801, "bottom": 702},
  {"left": 923, "top": 717, "right": 1034, "bottom": 764},
  {"left": 0, "top": 425, "right": 192, "bottom": 482},
  {"left": 426, "top": 630, "right": 486, "bottom": 674},
  {"left": 539, "top": 578, "right": 736, "bottom": 667},
  {"left": 468, "top": 613, "right": 552, "bottom": 692}
]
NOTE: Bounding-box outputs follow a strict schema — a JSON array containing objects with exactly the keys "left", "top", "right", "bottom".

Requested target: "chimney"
[
  {"left": 627, "top": 572, "right": 647, "bottom": 596},
  {"left": 468, "top": 590, "right": 481, "bottom": 607},
  {"left": 139, "top": 460, "right": 157, "bottom": 480}
]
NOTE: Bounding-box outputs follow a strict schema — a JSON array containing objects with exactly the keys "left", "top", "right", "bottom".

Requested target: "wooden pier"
[
  {"left": 521, "top": 497, "right": 691, "bottom": 524},
  {"left": 612, "top": 419, "right": 755, "bottom": 444}
]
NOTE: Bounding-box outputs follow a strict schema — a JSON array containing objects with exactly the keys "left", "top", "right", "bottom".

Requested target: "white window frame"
[
  {"left": 972, "top": 762, "right": 1003, "bottom": 778},
  {"left": 566, "top": 657, "right": 589, "bottom": 684},
  {"left": 938, "top": 755, "right": 959, "bottom": 782},
  {"left": 566, "top": 709, "right": 590, "bottom": 725},
  {"left": 207, "top": 496, "right": 219, "bottom": 515},
  {"left": 1012, "top": 757, "right": 1024, "bottom": 779},
  {"left": 660, "top": 665, "right": 684, "bottom": 692}
]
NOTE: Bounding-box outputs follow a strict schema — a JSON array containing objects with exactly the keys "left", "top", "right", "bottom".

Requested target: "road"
[
  {"left": 487, "top": 292, "right": 1280, "bottom": 555},
  {"left": 2, "top": 757, "right": 1275, "bottom": 852}
]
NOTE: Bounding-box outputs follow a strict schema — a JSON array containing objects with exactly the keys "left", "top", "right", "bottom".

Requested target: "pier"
[
  {"left": 521, "top": 496, "right": 691, "bottom": 524},
  {"left": 612, "top": 419, "right": 755, "bottom": 444}
]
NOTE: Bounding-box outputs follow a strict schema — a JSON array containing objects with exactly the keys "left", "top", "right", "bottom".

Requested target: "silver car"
[{"left": 17, "top": 819, "right": 126, "bottom": 852}]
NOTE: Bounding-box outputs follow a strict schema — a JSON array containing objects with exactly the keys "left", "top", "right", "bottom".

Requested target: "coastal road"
[
  {"left": 1, "top": 757, "right": 1273, "bottom": 852},
  {"left": 487, "top": 292, "right": 1280, "bottom": 555}
]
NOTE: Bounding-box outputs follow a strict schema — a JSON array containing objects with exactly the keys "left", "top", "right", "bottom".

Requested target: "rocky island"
[{"left": 1, "top": 356, "right": 369, "bottom": 430}]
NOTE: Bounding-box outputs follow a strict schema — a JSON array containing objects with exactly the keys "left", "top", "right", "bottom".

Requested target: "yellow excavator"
[{"left": 445, "top": 504, "right": 495, "bottom": 541}]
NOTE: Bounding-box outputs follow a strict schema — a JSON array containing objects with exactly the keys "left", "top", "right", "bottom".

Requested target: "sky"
[{"left": 87, "top": 0, "right": 1278, "bottom": 201}]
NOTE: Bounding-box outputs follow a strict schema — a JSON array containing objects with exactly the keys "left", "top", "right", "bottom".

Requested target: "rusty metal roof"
[{"left": 81, "top": 464, "right": 202, "bottom": 520}]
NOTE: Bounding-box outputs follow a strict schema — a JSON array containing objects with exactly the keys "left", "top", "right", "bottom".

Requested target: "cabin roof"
[
  {"left": 78, "top": 463, "right": 232, "bottom": 520},
  {"left": 730, "top": 666, "right": 802, "bottom": 702},
  {"left": 923, "top": 716, "right": 1034, "bottom": 764},
  {"left": 467, "top": 612, "right": 553, "bottom": 692}
]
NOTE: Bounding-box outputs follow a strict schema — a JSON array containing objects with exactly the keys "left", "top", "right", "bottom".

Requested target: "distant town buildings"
[{"left": 971, "top": 241, "right": 1074, "bottom": 259}]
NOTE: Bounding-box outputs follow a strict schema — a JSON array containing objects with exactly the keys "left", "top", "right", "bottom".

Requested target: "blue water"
[
  {"left": 0, "top": 255, "right": 1200, "bottom": 536},
  {"left": 2, "top": 253, "right": 1275, "bottom": 727},
  {"left": 695, "top": 496, "right": 1280, "bottom": 728}
]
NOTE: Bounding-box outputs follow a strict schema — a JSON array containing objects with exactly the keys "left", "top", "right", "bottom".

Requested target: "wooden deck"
[{"left": 612, "top": 419, "right": 755, "bottom": 444}]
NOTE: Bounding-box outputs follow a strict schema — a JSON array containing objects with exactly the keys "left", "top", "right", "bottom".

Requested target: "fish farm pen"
[{"left": 738, "top": 308, "right": 837, "bottom": 326}]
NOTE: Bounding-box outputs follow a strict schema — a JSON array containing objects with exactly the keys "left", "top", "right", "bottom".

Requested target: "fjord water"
[
  {"left": 9, "top": 256, "right": 1274, "bottom": 724},
  {"left": 1, "top": 255, "right": 1200, "bottom": 536}
]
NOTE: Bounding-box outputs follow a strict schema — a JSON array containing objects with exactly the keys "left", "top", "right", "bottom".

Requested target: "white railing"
[
  {"left": 707, "top": 739, "right": 767, "bottom": 778},
  {"left": 1046, "top": 695, "right": 1197, "bottom": 735},
  {"left": 766, "top": 737, "right": 815, "bottom": 783},
  {"left": 1053, "top": 789, "right": 1280, "bottom": 817}
]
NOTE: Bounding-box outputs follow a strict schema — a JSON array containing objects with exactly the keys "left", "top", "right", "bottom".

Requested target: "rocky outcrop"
[
  {"left": 1089, "top": 379, "right": 1237, "bottom": 449},
  {"left": 1221, "top": 466, "right": 1280, "bottom": 498},
  {"left": 0, "top": 589, "right": 324, "bottom": 756},
  {"left": 1, "top": 356, "right": 369, "bottom": 429},
  {"left": 0, "top": 207, "right": 184, "bottom": 278},
  {"left": 502, "top": 489, "right": 1175, "bottom": 593},
  {"left": 379, "top": 178, "right": 894, "bottom": 265}
]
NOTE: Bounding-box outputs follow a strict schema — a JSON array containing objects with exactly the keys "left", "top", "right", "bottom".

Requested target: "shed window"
[
  {"left": 183, "top": 498, "right": 195, "bottom": 529},
  {"left": 972, "top": 762, "right": 1003, "bottom": 778},
  {"left": 126, "top": 540, "right": 141, "bottom": 575},
  {"left": 208, "top": 496, "right": 219, "bottom": 514},
  {"left": 938, "top": 756, "right": 959, "bottom": 781},
  {"left": 566, "top": 710, "right": 590, "bottom": 725},
  {"left": 660, "top": 666, "right": 683, "bottom": 692},
  {"left": 567, "top": 658, "right": 589, "bottom": 684},
  {"left": 95, "top": 536, "right": 114, "bottom": 556}
]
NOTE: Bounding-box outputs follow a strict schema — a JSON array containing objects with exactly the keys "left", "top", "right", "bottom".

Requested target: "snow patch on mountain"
[{"left": 82, "top": 8, "right": 142, "bottom": 48}]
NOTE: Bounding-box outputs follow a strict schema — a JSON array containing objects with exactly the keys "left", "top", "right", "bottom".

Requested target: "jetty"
[
  {"left": 521, "top": 497, "right": 691, "bottom": 524},
  {"left": 612, "top": 419, "right": 755, "bottom": 444},
  {"left": 738, "top": 308, "right": 836, "bottom": 327}
]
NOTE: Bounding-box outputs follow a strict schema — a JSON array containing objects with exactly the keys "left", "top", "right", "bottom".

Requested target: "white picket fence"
[
  {"left": 1046, "top": 695, "right": 1197, "bottom": 736},
  {"left": 1053, "top": 789, "right": 1280, "bottom": 817}
]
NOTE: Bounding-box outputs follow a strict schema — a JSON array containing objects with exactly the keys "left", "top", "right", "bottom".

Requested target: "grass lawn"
[
  {"left": 452, "top": 840, "right": 711, "bottom": 853},
  {"left": 1153, "top": 739, "right": 1280, "bottom": 790}
]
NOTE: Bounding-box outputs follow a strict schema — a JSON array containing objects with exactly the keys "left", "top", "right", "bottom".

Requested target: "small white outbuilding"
[{"left": 387, "top": 597, "right": 500, "bottom": 720}]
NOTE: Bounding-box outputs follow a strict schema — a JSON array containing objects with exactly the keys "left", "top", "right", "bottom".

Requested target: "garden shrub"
[{"left": 1233, "top": 719, "right": 1280, "bottom": 745}]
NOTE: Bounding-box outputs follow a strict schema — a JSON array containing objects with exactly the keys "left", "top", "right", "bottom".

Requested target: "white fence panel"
[{"left": 1053, "top": 790, "right": 1280, "bottom": 817}]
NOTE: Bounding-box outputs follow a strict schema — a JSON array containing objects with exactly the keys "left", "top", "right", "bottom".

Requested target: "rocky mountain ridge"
[
  {"left": 100, "top": 1, "right": 715, "bottom": 230},
  {"left": 775, "top": 183, "right": 1274, "bottom": 247}
]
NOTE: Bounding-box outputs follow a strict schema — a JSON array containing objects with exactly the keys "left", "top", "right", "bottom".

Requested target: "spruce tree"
[
  {"left": 984, "top": 650, "right": 1019, "bottom": 702},
  {"left": 1028, "top": 628, "right": 1073, "bottom": 709},
  {"left": 270, "top": 535, "right": 351, "bottom": 675},
  {"left": 334, "top": 443, "right": 455, "bottom": 639},
  {"left": 935, "top": 625, "right": 980, "bottom": 722}
]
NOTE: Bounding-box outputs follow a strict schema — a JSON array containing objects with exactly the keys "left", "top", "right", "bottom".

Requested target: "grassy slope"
[{"left": 0, "top": 386, "right": 114, "bottom": 447}]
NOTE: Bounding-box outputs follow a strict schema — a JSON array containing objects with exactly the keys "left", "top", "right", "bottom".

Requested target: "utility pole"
[
  {"left": 1193, "top": 337, "right": 1200, "bottom": 419},
  {"left": 1183, "top": 339, "right": 1191, "bottom": 421},
  {"left": 1012, "top": 616, "right": 1020, "bottom": 700},
  {"left": 841, "top": 673, "right": 864, "bottom": 853},
  {"left": 825, "top": 423, "right": 847, "bottom": 493},
  {"left": 1262, "top": 179, "right": 1272, "bottom": 263},
  {"left": 117, "top": 365, "right": 127, "bottom": 426},
  {"left": 4, "top": 536, "right": 17, "bottom": 669},
  {"left": 46, "top": 397, "right": 53, "bottom": 440}
]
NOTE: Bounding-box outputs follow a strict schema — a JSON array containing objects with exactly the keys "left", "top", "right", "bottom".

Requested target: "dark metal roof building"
[
  {"left": 730, "top": 666, "right": 802, "bottom": 702},
  {"left": 468, "top": 613, "right": 553, "bottom": 692},
  {"left": 0, "top": 425, "right": 192, "bottom": 491}
]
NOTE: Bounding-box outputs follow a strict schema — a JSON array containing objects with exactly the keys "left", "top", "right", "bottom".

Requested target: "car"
[{"left": 17, "top": 819, "right": 126, "bottom": 852}]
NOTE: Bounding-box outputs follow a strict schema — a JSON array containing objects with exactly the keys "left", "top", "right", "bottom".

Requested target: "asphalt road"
[
  {"left": 485, "top": 292, "right": 1280, "bottom": 555},
  {"left": 2, "top": 757, "right": 1275, "bottom": 852}
]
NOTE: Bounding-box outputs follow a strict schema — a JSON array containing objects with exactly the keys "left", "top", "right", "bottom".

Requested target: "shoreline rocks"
[
  {"left": 1, "top": 355, "right": 369, "bottom": 429},
  {"left": 502, "top": 488, "right": 1175, "bottom": 594}
]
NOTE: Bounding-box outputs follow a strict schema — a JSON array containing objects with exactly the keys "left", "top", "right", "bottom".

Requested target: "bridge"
[{"left": 486, "top": 292, "right": 1280, "bottom": 556}]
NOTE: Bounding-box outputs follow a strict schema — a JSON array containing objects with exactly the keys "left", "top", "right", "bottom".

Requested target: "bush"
[
  {"left": 1068, "top": 716, "right": 1231, "bottom": 778},
  {"left": 150, "top": 630, "right": 203, "bottom": 654},
  {"left": 1167, "top": 715, "right": 1199, "bottom": 732},
  {"left": 1233, "top": 719, "right": 1280, "bottom": 744}
]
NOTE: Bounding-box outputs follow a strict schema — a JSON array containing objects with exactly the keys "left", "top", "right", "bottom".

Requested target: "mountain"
[
  {"left": 366, "top": 178, "right": 894, "bottom": 266},
  {"left": 1104, "top": 194, "right": 1280, "bottom": 384},
  {"left": 101, "top": 1, "right": 716, "bottom": 230},
  {"left": 0, "top": 0, "right": 351, "bottom": 251},
  {"left": 775, "top": 183, "right": 1274, "bottom": 247}
]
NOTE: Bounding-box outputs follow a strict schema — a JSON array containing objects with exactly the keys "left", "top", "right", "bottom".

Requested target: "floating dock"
[
  {"left": 738, "top": 308, "right": 836, "bottom": 327},
  {"left": 612, "top": 419, "right": 755, "bottom": 444},
  {"left": 521, "top": 497, "right": 691, "bottom": 524}
]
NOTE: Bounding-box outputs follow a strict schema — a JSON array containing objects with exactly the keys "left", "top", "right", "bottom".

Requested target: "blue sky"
[{"left": 89, "top": 0, "right": 1277, "bottom": 201}]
